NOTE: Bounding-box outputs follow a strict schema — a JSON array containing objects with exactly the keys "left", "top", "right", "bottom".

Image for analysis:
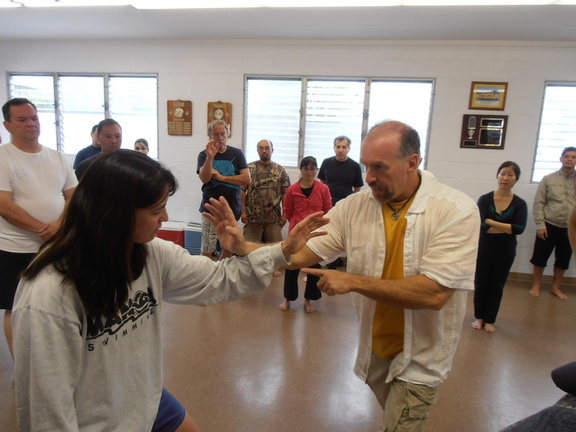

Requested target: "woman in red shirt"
[{"left": 280, "top": 156, "right": 332, "bottom": 312}]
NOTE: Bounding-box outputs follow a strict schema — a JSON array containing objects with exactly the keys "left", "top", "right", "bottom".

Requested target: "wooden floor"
[{"left": 1, "top": 272, "right": 574, "bottom": 432}]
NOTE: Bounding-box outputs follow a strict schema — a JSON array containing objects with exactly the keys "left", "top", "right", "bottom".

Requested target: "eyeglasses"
[{"left": 257, "top": 146, "right": 271, "bottom": 151}]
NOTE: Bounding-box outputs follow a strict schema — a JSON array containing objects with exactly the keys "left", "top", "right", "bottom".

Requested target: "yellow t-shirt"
[{"left": 371, "top": 195, "right": 415, "bottom": 360}]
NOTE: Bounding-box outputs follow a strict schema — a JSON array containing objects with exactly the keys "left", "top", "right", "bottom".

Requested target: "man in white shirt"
[
  {"left": 0, "top": 98, "right": 77, "bottom": 359},
  {"left": 286, "top": 121, "right": 479, "bottom": 431}
]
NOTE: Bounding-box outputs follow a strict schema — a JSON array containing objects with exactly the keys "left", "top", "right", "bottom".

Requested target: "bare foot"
[
  {"left": 484, "top": 323, "right": 496, "bottom": 333},
  {"left": 551, "top": 290, "right": 568, "bottom": 300},
  {"left": 273, "top": 270, "right": 282, "bottom": 277},
  {"left": 278, "top": 299, "right": 290, "bottom": 311},
  {"left": 529, "top": 288, "right": 540, "bottom": 297},
  {"left": 471, "top": 319, "right": 483, "bottom": 330},
  {"left": 304, "top": 299, "right": 316, "bottom": 313}
]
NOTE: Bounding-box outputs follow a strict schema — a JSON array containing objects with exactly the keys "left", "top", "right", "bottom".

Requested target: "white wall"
[{"left": 2, "top": 38, "right": 576, "bottom": 276}]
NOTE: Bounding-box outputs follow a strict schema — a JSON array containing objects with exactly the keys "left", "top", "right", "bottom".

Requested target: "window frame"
[
  {"left": 6, "top": 72, "right": 159, "bottom": 158},
  {"left": 532, "top": 81, "right": 576, "bottom": 183},
  {"left": 243, "top": 74, "right": 435, "bottom": 169}
]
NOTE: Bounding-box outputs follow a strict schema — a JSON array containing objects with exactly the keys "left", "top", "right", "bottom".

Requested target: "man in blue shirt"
[
  {"left": 197, "top": 120, "right": 250, "bottom": 260},
  {"left": 73, "top": 124, "right": 101, "bottom": 169}
]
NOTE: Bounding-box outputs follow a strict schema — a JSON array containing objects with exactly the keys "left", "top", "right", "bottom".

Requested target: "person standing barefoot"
[
  {"left": 279, "top": 156, "right": 332, "bottom": 313},
  {"left": 472, "top": 161, "right": 527, "bottom": 333},
  {"left": 528, "top": 147, "right": 576, "bottom": 300}
]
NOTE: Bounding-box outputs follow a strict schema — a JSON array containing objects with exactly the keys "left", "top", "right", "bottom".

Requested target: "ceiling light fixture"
[
  {"left": 132, "top": 0, "right": 576, "bottom": 8},
  {"left": 0, "top": 0, "right": 130, "bottom": 7},
  {"left": 1, "top": 0, "right": 575, "bottom": 8}
]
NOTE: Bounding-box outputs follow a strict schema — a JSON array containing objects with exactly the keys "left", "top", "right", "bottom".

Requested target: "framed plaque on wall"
[
  {"left": 167, "top": 100, "right": 192, "bottom": 136},
  {"left": 207, "top": 101, "right": 232, "bottom": 135},
  {"left": 460, "top": 114, "right": 508, "bottom": 149}
]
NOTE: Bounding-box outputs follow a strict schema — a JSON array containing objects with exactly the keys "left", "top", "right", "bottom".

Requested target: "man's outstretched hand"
[
  {"left": 203, "top": 196, "right": 247, "bottom": 256},
  {"left": 203, "top": 197, "right": 329, "bottom": 259}
]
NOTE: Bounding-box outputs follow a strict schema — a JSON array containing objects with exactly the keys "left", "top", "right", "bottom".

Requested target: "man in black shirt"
[
  {"left": 318, "top": 135, "right": 364, "bottom": 268},
  {"left": 318, "top": 135, "right": 364, "bottom": 206}
]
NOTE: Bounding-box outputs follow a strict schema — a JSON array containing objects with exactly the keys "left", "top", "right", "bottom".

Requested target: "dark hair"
[
  {"left": 91, "top": 124, "right": 99, "bottom": 133},
  {"left": 23, "top": 150, "right": 178, "bottom": 318},
  {"left": 97, "top": 118, "right": 122, "bottom": 135},
  {"left": 497, "top": 161, "right": 521, "bottom": 179},
  {"left": 300, "top": 156, "right": 318, "bottom": 170},
  {"left": 333, "top": 136, "right": 351, "bottom": 147},
  {"left": 562, "top": 147, "right": 576, "bottom": 156},
  {"left": 135, "top": 138, "right": 149, "bottom": 150},
  {"left": 2, "top": 98, "right": 37, "bottom": 121},
  {"left": 367, "top": 121, "right": 421, "bottom": 160}
]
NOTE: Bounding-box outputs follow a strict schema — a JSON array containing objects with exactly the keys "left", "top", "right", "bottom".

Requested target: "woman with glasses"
[{"left": 280, "top": 156, "right": 332, "bottom": 313}]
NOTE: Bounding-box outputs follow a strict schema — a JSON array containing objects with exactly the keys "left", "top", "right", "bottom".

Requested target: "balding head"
[{"left": 257, "top": 139, "right": 274, "bottom": 164}]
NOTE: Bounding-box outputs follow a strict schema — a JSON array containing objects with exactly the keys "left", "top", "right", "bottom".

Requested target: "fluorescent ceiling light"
[
  {"left": 0, "top": 0, "right": 130, "bottom": 7},
  {"left": 1, "top": 0, "right": 575, "bottom": 8},
  {"left": 132, "top": 0, "right": 576, "bottom": 7}
]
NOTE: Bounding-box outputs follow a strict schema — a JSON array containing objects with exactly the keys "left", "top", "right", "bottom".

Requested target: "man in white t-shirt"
[{"left": 0, "top": 98, "right": 77, "bottom": 359}]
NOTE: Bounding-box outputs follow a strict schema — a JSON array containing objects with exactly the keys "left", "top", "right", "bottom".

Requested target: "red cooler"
[{"left": 156, "top": 221, "right": 186, "bottom": 247}]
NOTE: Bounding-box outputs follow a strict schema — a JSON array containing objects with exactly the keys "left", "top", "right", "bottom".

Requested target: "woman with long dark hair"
[{"left": 12, "top": 150, "right": 327, "bottom": 431}]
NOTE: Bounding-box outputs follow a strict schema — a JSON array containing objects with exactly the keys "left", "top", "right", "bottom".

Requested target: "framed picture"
[
  {"left": 460, "top": 114, "right": 508, "bottom": 150},
  {"left": 468, "top": 82, "right": 508, "bottom": 111}
]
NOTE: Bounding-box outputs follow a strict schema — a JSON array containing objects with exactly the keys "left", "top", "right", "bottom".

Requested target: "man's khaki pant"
[{"left": 366, "top": 351, "right": 438, "bottom": 432}]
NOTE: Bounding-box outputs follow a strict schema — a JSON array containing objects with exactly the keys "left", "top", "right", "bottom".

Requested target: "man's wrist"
[{"left": 280, "top": 241, "right": 291, "bottom": 261}]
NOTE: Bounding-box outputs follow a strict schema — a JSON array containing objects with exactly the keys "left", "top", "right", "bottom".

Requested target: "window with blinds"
[
  {"left": 8, "top": 74, "right": 58, "bottom": 150},
  {"left": 304, "top": 80, "right": 365, "bottom": 165},
  {"left": 244, "top": 76, "right": 434, "bottom": 168},
  {"left": 533, "top": 83, "right": 576, "bottom": 182},
  {"left": 8, "top": 73, "right": 158, "bottom": 158},
  {"left": 245, "top": 78, "right": 302, "bottom": 167},
  {"left": 59, "top": 75, "right": 105, "bottom": 155}
]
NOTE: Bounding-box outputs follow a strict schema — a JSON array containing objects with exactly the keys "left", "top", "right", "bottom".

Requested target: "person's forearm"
[
  {"left": 198, "top": 159, "right": 214, "bottom": 184},
  {"left": 216, "top": 173, "right": 251, "bottom": 186},
  {"left": 351, "top": 274, "right": 454, "bottom": 310},
  {"left": 234, "top": 239, "right": 289, "bottom": 258},
  {"left": 486, "top": 219, "right": 512, "bottom": 234},
  {"left": 0, "top": 202, "right": 46, "bottom": 234},
  {"left": 282, "top": 246, "right": 321, "bottom": 270}
]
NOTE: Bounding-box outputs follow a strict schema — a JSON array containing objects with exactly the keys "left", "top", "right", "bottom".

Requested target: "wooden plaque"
[
  {"left": 167, "top": 100, "right": 192, "bottom": 136},
  {"left": 207, "top": 101, "right": 232, "bottom": 135}
]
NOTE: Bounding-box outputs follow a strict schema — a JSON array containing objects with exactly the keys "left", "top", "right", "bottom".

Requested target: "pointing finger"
[{"left": 301, "top": 268, "right": 327, "bottom": 277}]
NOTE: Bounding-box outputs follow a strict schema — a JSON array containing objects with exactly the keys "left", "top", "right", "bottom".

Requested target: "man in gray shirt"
[{"left": 529, "top": 146, "right": 576, "bottom": 300}]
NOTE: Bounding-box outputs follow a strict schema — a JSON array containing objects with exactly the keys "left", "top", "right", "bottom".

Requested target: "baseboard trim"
[{"left": 508, "top": 272, "right": 576, "bottom": 286}]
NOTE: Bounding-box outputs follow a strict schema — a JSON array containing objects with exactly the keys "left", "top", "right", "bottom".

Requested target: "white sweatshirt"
[{"left": 13, "top": 238, "right": 288, "bottom": 431}]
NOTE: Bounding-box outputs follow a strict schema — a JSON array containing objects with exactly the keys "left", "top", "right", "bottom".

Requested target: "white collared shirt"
[{"left": 307, "top": 170, "right": 480, "bottom": 386}]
